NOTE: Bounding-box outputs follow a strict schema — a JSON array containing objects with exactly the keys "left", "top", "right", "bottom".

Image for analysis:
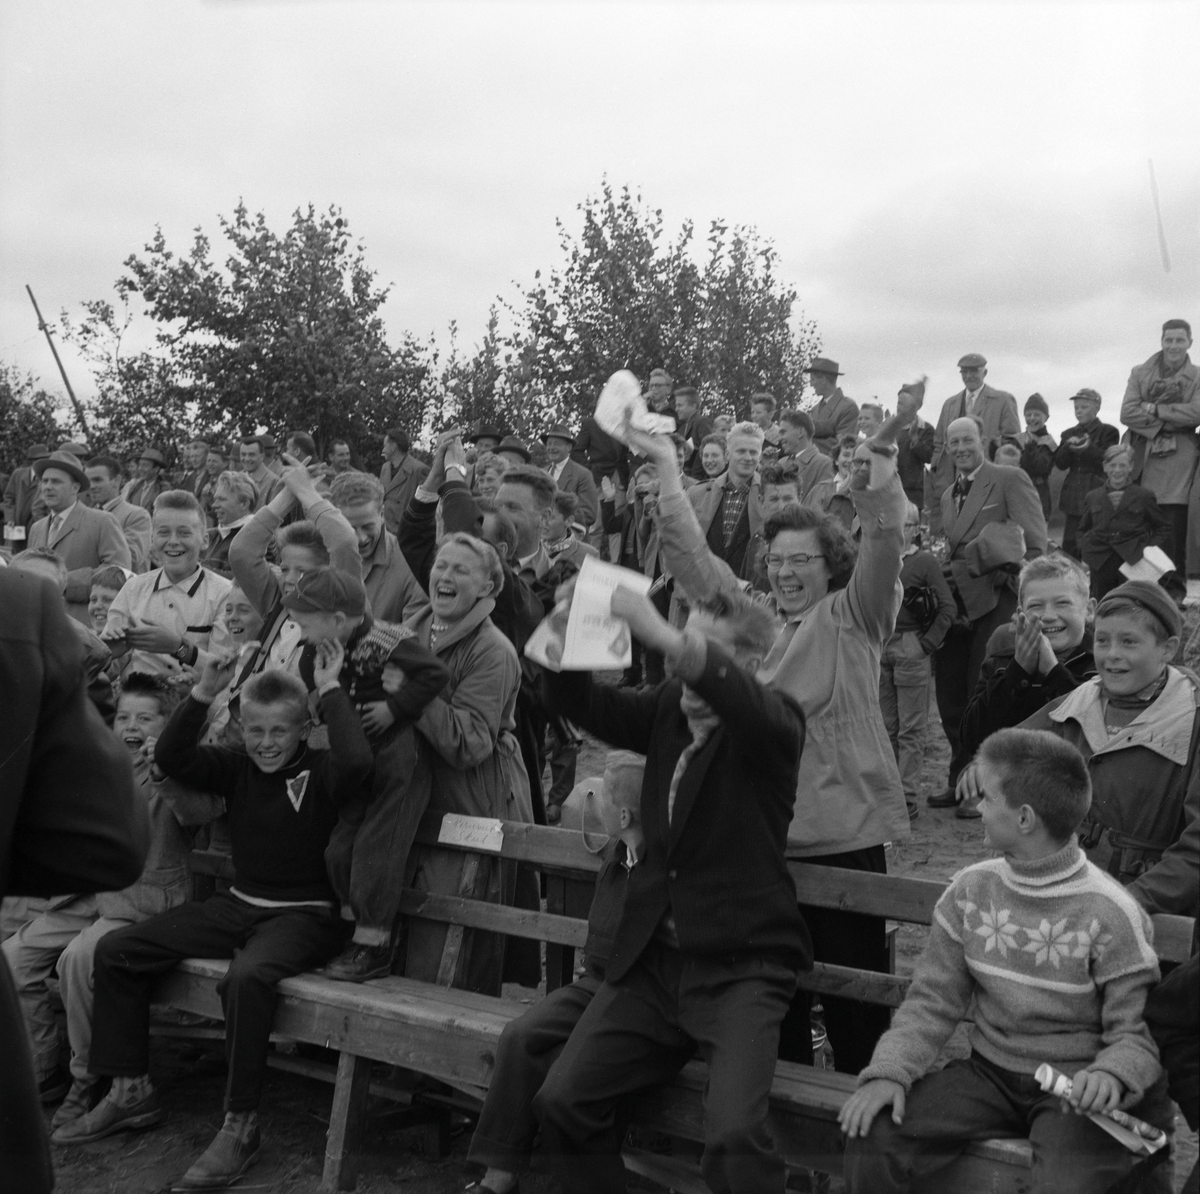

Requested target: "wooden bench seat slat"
[
  {"left": 398, "top": 890, "right": 589, "bottom": 949},
  {"left": 789, "top": 861, "right": 946, "bottom": 923}
]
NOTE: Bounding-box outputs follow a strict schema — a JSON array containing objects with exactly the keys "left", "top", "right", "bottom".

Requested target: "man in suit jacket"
[
  {"left": 687, "top": 422, "right": 764, "bottom": 578},
  {"left": 27, "top": 452, "right": 132, "bottom": 623},
  {"left": 0, "top": 568, "right": 147, "bottom": 1194},
  {"left": 541, "top": 423, "right": 600, "bottom": 528},
  {"left": 379, "top": 426, "right": 429, "bottom": 536},
  {"left": 673, "top": 386, "right": 714, "bottom": 481},
  {"left": 3, "top": 442, "right": 49, "bottom": 550},
  {"left": 778, "top": 409, "right": 834, "bottom": 500},
  {"left": 804, "top": 358, "right": 859, "bottom": 455},
  {"left": 930, "top": 417, "right": 1047, "bottom": 810},
  {"left": 174, "top": 437, "right": 210, "bottom": 497},
  {"left": 535, "top": 588, "right": 809, "bottom": 1194},
  {"left": 571, "top": 416, "right": 629, "bottom": 488},
  {"left": 121, "top": 446, "right": 169, "bottom": 513},
  {"left": 929, "top": 353, "right": 1020, "bottom": 534},
  {"left": 84, "top": 456, "right": 153, "bottom": 572}
]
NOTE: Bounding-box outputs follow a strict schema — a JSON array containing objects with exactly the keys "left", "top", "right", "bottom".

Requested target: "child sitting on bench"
[
  {"left": 54, "top": 649, "right": 373, "bottom": 1192},
  {"left": 841, "top": 727, "right": 1169, "bottom": 1194}
]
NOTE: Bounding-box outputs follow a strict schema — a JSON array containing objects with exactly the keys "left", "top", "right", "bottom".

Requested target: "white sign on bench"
[{"left": 437, "top": 814, "right": 505, "bottom": 854}]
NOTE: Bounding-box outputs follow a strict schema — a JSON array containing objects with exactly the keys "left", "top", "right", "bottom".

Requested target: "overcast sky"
[{"left": 2, "top": 0, "right": 1197, "bottom": 439}]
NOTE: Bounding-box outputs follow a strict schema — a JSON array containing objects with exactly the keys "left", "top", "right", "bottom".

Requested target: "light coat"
[
  {"left": 381, "top": 453, "right": 430, "bottom": 536},
  {"left": 28, "top": 502, "right": 132, "bottom": 622},
  {"left": 1120, "top": 352, "right": 1200, "bottom": 506},
  {"left": 101, "top": 497, "right": 153, "bottom": 573},
  {"left": 930, "top": 383, "right": 1021, "bottom": 504},
  {"left": 939, "top": 460, "right": 1047, "bottom": 622},
  {"left": 810, "top": 388, "right": 859, "bottom": 454}
]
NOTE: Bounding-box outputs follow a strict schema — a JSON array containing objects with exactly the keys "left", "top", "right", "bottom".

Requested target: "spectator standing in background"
[
  {"left": 857, "top": 403, "right": 884, "bottom": 438},
  {"left": 894, "top": 379, "right": 934, "bottom": 513},
  {"left": 1014, "top": 394, "right": 1057, "bottom": 519},
  {"left": 122, "top": 447, "right": 169, "bottom": 513},
  {"left": 238, "top": 437, "right": 282, "bottom": 510},
  {"left": 571, "top": 414, "right": 629, "bottom": 489},
  {"left": 27, "top": 451, "right": 132, "bottom": 623},
  {"left": 3, "top": 442, "right": 49, "bottom": 549},
  {"left": 1053, "top": 389, "right": 1120, "bottom": 559},
  {"left": 203, "top": 471, "right": 258, "bottom": 577},
  {"left": 711, "top": 413, "right": 735, "bottom": 436},
  {"left": 1121, "top": 319, "right": 1199, "bottom": 595},
  {"left": 466, "top": 424, "right": 503, "bottom": 456},
  {"left": 805, "top": 358, "right": 859, "bottom": 458},
  {"left": 540, "top": 424, "right": 600, "bottom": 528},
  {"left": 928, "top": 417, "right": 1047, "bottom": 812},
  {"left": 380, "top": 427, "right": 429, "bottom": 536},
  {"left": 176, "top": 438, "right": 210, "bottom": 498},
  {"left": 83, "top": 456, "right": 153, "bottom": 573},
  {"left": 326, "top": 439, "right": 353, "bottom": 476},
  {"left": 260, "top": 434, "right": 284, "bottom": 477},
  {"left": 686, "top": 421, "right": 764, "bottom": 579},
  {"left": 644, "top": 368, "right": 676, "bottom": 418},
  {"left": 929, "top": 354, "right": 1020, "bottom": 535},
  {"left": 749, "top": 391, "right": 782, "bottom": 460},
  {"left": 777, "top": 410, "right": 834, "bottom": 503},
  {"left": 673, "top": 385, "right": 713, "bottom": 480},
  {"left": 697, "top": 433, "right": 728, "bottom": 479}
]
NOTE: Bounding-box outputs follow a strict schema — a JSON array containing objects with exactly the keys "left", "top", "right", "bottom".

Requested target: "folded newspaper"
[
  {"left": 524, "top": 555, "right": 652, "bottom": 671},
  {"left": 594, "top": 369, "right": 676, "bottom": 443},
  {"left": 1118, "top": 545, "right": 1174, "bottom": 583}
]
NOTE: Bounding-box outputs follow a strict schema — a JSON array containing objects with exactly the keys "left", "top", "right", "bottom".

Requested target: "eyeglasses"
[{"left": 764, "top": 552, "right": 826, "bottom": 570}]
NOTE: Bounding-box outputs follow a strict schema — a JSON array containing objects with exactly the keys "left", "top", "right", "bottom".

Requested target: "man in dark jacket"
[
  {"left": 1054, "top": 388, "right": 1120, "bottom": 558},
  {"left": 1015, "top": 394, "right": 1057, "bottom": 519},
  {"left": 534, "top": 587, "right": 809, "bottom": 1194},
  {"left": 1, "top": 569, "right": 148, "bottom": 1194}
]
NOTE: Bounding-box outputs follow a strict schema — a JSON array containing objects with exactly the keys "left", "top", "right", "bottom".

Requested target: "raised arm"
[
  {"left": 155, "top": 654, "right": 244, "bottom": 794},
  {"left": 229, "top": 495, "right": 294, "bottom": 616}
]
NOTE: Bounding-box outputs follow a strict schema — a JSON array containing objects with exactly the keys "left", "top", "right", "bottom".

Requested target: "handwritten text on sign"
[{"left": 437, "top": 814, "right": 505, "bottom": 854}]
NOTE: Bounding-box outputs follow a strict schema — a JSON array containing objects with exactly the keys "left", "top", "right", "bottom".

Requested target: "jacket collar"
[
  {"left": 410, "top": 596, "right": 496, "bottom": 655},
  {"left": 945, "top": 461, "right": 996, "bottom": 548},
  {"left": 1048, "top": 666, "right": 1198, "bottom": 765}
]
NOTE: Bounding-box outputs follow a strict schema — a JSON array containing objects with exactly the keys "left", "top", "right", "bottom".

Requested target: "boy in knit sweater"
[{"left": 841, "top": 727, "right": 1166, "bottom": 1194}]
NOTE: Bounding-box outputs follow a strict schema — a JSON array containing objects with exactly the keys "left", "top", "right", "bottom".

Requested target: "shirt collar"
[
  {"left": 965, "top": 385, "right": 983, "bottom": 402},
  {"left": 52, "top": 501, "right": 77, "bottom": 524},
  {"left": 153, "top": 566, "right": 206, "bottom": 597}
]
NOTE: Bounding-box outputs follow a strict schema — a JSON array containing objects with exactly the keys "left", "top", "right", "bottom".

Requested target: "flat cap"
[
  {"left": 1071, "top": 388, "right": 1102, "bottom": 406},
  {"left": 283, "top": 566, "right": 367, "bottom": 617},
  {"left": 957, "top": 353, "right": 987, "bottom": 369}
]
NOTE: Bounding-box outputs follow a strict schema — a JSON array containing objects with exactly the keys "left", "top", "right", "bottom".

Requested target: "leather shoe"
[
  {"left": 322, "top": 941, "right": 394, "bottom": 982},
  {"left": 177, "top": 1124, "right": 261, "bottom": 1189},
  {"left": 38, "top": 1066, "right": 70, "bottom": 1105},
  {"left": 50, "top": 1077, "right": 106, "bottom": 1131},
  {"left": 51, "top": 1088, "right": 164, "bottom": 1144},
  {"left": 956, "top": 802, "right": 982, "bottom": 819},
  {"left": 926, "top": 788, "right": 959, "bottom": 808}
]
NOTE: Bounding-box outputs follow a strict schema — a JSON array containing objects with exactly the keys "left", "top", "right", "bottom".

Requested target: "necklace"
[{"left": 430, "top": 619, "right": 450, "bottom": 646}]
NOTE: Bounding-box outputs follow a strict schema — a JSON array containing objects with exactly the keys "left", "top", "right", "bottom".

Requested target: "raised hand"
[
  {"left": 195, "top": 648, "right": 241, "bottom": 701},
  {"left": 1012, "top": 611, "right": 1051, "bottom": 676},
  {"left": 610, "top": 584, "right": 673, "bottom": 654}
]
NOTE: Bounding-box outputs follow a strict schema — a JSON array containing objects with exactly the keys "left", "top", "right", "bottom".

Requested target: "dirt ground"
[{"left": 48, "top": 676, "right": 1198, "bottom": 1194}]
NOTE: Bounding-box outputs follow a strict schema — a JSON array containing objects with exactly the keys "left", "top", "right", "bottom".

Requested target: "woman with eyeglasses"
[{"left": 625, "top": 393, "right": 918, "bottom": 1077}]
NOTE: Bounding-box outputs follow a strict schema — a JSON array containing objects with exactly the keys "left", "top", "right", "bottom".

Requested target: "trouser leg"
[
  {"left": 894, "top": 675, "right": 930, "bottom": 805},
  {"left": 90, "top": 895, "right": 258, "bottom": 1080},
  {"left": 468, "top": 974, "right": 601, "bottom": 1172},
  {"left": 1, "top": 900, "right": 100, "bottom": 1079},
  {"left": 55, "top": 916, "right": 132, "bottom": 1083},
  {"left": 1062, "top": 513, "right": 1082, "bottom": 558},
  {"left": 1091, "top": 553, "right": 1126, "bottom": 599},
  {"left": 784, "top": 846, "right": 890, "bottom": 1075},
  {"left": 346, "top": 728, "right": 431, "bottom": 945},
  {"left": 679, "top": 955, "right": 797, "bottom": 1194},
  {"left": 0, "top": 954, "right": 54, "bottom": 1194},
  {"left": 934, "top": 628, "right": 971, "bottom": 786},
  {"left": 546, "top": 722, "right": 581, "bottom": 811},
  {"left": 534, "top": 945, "right": 695, "bottom": 1193},
  {"left": 945, "top": 593, "right": 1015, "bottom": 782},
  {"left": 878, "top": 651, "right": 900, "bottom": 758}
]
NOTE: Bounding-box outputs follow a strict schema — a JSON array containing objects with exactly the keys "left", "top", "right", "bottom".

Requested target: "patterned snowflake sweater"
[{"left": 859, "top": 841, "right": 1162, "bottom": 1102}]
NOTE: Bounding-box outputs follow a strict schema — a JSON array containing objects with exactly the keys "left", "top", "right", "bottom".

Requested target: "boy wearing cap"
[
  {"left": 1014, "top": 394, "right": 1058, "bottom": 519},
  {"left": 282, "top": 566, "right": 452, "bottom": 981},
  {"left": 1054, "top": 389, "right": 1119, "bottom": 559},
  {"left": 56, "top": 648, "right": 373, "bottom": 1188},
  {"left": 467, "top": 752, "right": 645, "bottom": 1194}
]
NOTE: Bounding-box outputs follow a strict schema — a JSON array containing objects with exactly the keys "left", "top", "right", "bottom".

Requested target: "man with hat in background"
[
  {"left": 1054, "top": 388, "right": 1119, "bottom": 559},
  {"left": 57, "top": 441, "right": 90, "bottom": 459},
  {"left": 237, "top": 436, "right": 283, "bottom": 511},
  {"left": 465, "top": 423, "right": 503, "bottom": 456},
  {"left": 27, "top": 451, "right": 131, "bottom": 623},
  {"left": 805, "top": 358, "right": 859, "bottom": 456},
  {"left": 3, "top": 443, "right": 50, "bottom": 550},
  {"left": 929, "top": 354, "right": 1020, "bottom": 535},
  {"left": 496, "top": 435, "right": 532, "bottom": 470},
  {"left": 259, "top": 433, "right": 284, "bottom": 477},
  {"left": 379, "top": 427, "right": 429, "bottom": 537},
  {"left": 122, "top": 447, "right": 169, "bottom": 513},
  {"left": 1014, "top": 394, "right": 1058, "bottom": 519},
  {"left": 541, "top": 423, "right": 599, "bottom": 528}
]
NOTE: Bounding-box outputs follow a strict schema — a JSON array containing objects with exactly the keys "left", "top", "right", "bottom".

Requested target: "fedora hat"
[
  {"left": 138, "top": 446, "right": 167, "bottom": 467},
  {"left": 803, "top": 357, "right": 843, "bottom": 377},
  {"left": 33, "top": 450, "right": 90, "bottom": 491},
  {"left": 465, "top": 423, "right": 503, "bottom": 445},
  {"left": 25, "top": 442, "right": 50, "bottom": 461},
  {"left": 496, "top": 435, "right": 531, "bottom": 463},
  {"left": 540, "top": 422, "right": 576, "bottom": 445}
]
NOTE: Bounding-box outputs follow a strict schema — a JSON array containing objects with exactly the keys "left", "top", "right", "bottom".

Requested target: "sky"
[{"left": 1, "top": 0, "right": 1198, "bottom": 440}]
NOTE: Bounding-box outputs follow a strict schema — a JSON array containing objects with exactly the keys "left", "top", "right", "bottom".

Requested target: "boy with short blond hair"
[{"left": 842, "top": 728, "right": 1167, "bottom": 1194}]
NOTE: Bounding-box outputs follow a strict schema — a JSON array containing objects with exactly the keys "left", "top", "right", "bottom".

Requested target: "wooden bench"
[{"left": 170, "top": 814, "right": 1194, "bottom": 1193}]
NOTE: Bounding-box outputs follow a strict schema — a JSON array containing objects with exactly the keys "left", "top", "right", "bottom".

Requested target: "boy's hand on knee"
[
  {"left": 1067, "top": 1068, "right": 1123, "bottom": 1115},
  {"left": 839, "top": 1079, "right": 906, "bottom": 1138}
]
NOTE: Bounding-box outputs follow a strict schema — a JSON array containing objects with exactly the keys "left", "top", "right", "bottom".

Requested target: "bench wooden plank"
[
  {"left": 398, "top": 890, "right": 589, "bottom": 949},
  {"left": 414, "top": 813, "right": 603, "bottom": 877},
  {"left": 790, "top": 861, "right": 946, "bottom": 923},
  {"left": 323, "top": 1052, "right": 371, "bottom": 1192}
]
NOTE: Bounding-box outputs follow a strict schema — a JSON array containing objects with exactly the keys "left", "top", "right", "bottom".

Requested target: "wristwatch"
[{"left": 174, "top": 639, "right": 197, "bottom": 666}]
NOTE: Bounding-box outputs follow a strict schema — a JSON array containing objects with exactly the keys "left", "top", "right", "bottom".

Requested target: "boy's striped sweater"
[{"left": 860, "top": 841, "right": 1162, "bottom": 1102}]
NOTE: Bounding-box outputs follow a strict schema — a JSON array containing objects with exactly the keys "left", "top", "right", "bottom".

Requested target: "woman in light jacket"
[{"left": 626, "top": 398, "right": 913, "bottom": 1073}]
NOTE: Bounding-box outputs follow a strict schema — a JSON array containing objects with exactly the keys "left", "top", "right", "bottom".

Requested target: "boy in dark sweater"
[
  {"left": 57, "top": 646, "right": 372, "bottom": 1189},
  {"left": 1054, "top": 388, "right": 1120, "bottom": 558},
  {"left": 283, "top": 566, "right": 450, "bottom": 981},
  {"left": 467, "top": 751, "right": 645, "bottom": 1194},
  {"left": 842, "top": 728, "right": 1167, "bottom": 1194}
]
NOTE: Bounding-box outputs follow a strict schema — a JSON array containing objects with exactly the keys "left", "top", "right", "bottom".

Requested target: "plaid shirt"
[{"left": 720, "top": 480, "right": 753, "bottom": 544}]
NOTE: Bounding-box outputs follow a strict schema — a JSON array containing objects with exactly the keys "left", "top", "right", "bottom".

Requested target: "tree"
[
  {"left": 0, "top": 365, "right": 73, "bottom": 473},
  {"left": 67, "top": 203, "right": 429, "bottom": 466},
  {"left": 466, "top": 181, "right": 821, "bottom": 432}
]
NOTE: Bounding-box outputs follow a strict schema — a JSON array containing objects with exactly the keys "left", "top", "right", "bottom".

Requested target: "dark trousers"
[
  {"left": 778, "top": 845, "right": 891, "bottom": 1075},
  {"left": 534, "top": 940, "right": 797, "bottom": 1194},
  {"left": 469, "top": 971, "right": 602, "bottom": 1172},
  {"left": 1, "top": 953, "right": 53, "bottom": 1193},
  {"left": 325, "top": 725, "right": 429, "bottom": 941},
  {"left": 1164, "top": 503, "right": 1188, "bottom": 571},
  {"left": 844, "top": 1051, "right": 1173, "bottom": 1194},
  {"left": 90, "top": 893, "right": 345, "bottom": 1111},
  {"left": 934, "top": 588, "right": 1017, "bottom": 784},
  {"left": 1089, "top": 552, "right": 1128, "bottom": 600},
  {"left": 1062, "top": 513, "right": 1083, "bottom": 558}
]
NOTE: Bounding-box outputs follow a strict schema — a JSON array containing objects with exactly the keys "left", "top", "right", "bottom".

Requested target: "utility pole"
[{"left": 26, "top": 285, "right": 90, "bottom": 438}]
